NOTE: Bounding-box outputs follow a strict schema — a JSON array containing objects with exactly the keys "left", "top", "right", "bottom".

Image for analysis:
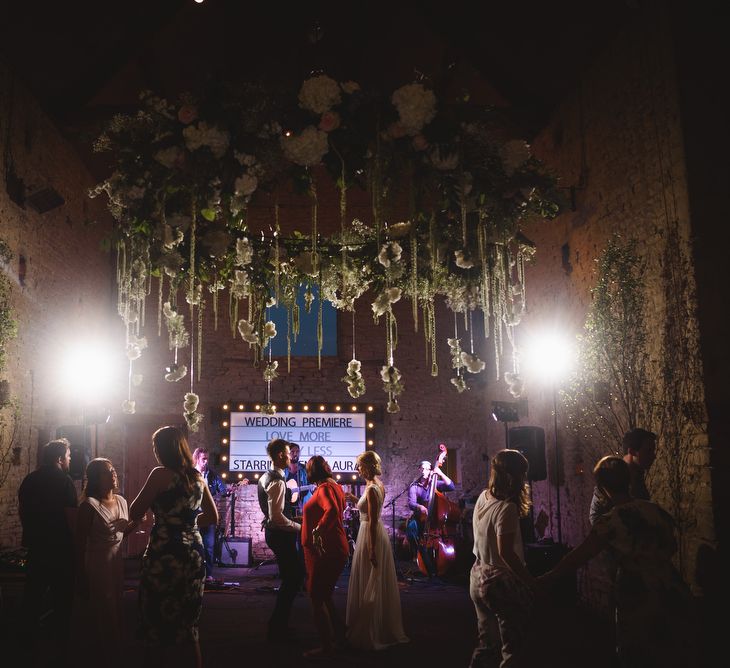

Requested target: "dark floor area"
[{"left": 1, "top": 555, "right": 624, "bottom": 667}]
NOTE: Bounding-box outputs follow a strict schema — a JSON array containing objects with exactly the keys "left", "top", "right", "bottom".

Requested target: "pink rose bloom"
[
  {"left": 412, "top": 134, "right": 429, "bottom": 151},
  {"left": 387, "top": 122, "right": 407, "bottom": 139},
  {"left": 318, "top": 111, "right": 341, "bottom": 132},
  {"left": 177, "top": 105, "right": 198, "bottom": 125}
]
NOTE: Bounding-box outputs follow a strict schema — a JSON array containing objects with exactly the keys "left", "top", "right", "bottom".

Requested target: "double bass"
[{"left": 415, "top": 443, "right": 463, "bottom": 577}]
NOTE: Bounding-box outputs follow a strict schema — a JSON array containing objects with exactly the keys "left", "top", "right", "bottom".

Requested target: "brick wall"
[
  {"left": 0, "top": 61, "right": 119, "bottom": 546},
  {"left": 522, "top": 6, "right": 714, "bottom": 605}
]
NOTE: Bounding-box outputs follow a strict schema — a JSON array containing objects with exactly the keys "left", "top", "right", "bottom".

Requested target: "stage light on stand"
[{"left": 521, "top": 329, "right": 576, "bottom": 546}]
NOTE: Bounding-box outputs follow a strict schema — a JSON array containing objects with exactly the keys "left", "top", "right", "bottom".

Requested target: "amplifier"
[{"left": 218, "top": 536, "right": 251, "bottom": 567}]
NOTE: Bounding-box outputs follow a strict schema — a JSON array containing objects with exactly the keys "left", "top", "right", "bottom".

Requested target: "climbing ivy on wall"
[
  {"left": 0, "top": 235, "right": 18, "bottom": 490},
  {"left": 563, "top": 231, "right": 708, "bottom": 579},
  {"left": 0, "top": 236, "right": 17, "bottom": 397},
  {"left": 561, "top": 234, "right": 657, "bottom": 463}
]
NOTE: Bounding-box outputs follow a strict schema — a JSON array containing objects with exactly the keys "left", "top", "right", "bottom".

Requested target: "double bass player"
[{"left": 406, "top": 452, "right": 455, "bottom": 580}]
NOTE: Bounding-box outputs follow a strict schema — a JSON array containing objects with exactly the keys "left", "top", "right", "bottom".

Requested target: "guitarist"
[
  {"left": 258, "top": 439, "right": 304, "bottom": 642},
  {"left": 285, "top": 443, "right": 313, "bottom": 516},
  {"left": 406, "top": 458, "right": 455, "bottom": 579}
]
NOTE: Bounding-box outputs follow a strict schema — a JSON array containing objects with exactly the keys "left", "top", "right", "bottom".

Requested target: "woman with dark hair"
[
  {"left": 76, "top": 458, "right": 135, "bottom": 661},
  {"left": 130, "top": 426, "right": 218, "bottom": 668},
  {"left": 300, "top": 455, "right": 349, "bottom": 657},
  {"left": 469, "top": 448, "right": 535, "bottom": 668},
  {"left": 539, "top": 456, "right": 697, "bottom": 668}
]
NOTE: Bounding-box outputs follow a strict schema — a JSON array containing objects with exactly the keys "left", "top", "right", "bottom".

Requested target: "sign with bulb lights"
[{"left": 221, "top": 403, "right": 375, "bottom": 481}]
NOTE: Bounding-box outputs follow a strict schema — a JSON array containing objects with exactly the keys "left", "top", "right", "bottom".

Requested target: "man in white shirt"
[{"left": 257, "top": 438, "right": 304, "bottom": 642}]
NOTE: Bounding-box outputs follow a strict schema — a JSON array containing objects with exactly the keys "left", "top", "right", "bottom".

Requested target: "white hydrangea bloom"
[
  {"left": 298, "top": 75, "right": 342, "bottom": 114},
  {"left": 182, "top": 121, "right": 230, "bottom": 158},
  {"left": 391, "top": 83, "right": 437, "bottom": 135},
  {"left": 280, "top": 126, "right": 329, "bottom": 167}
]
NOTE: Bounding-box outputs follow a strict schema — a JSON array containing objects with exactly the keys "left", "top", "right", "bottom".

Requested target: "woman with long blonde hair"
[
  {"left": 469, "top": 449, "right": 535, "bottom": 668},
  {"left": 345, "top": 450, "right": 409, "bottom": 650}
]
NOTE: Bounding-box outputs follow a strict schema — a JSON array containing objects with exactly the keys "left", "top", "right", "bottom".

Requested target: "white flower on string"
[
  {"left": 236, "top": 238, "right": 253, "bottom": 266},
  {"left": 505, "top": 371, "right": 524, "bottom": 398},
  {"left": 122, "top": 399, "right": 136, "bottom": 414},
  {"left": 455, "top": 250, "right": 474, "bottom": 269},
  {"left": 391, "top": 83, "right": 437, "bottom": 135},
  {"left": 184, "top": 392, "right": 200, "bottom": 414},
  {"left": 298, "top": 75, "right": 342, "bottom": 114},
  {"left": 263, "top": 361, "right": 279, "bottom": 382},
  {"left": 126, "top": 335, "right": 148, "bottom": 361},
  {"left": 386, "top": 399, "right": 400, "bottom": 413},
  {"left": 185, "top": 411, "right": 204, "bottom": 432},
  {"left": 371, "top": 287, "right": 402, "bottom": 316},
  {"left": 380, "top": 365, "right": 404, "bottom": 396},
  {"left": 162, "top": 302, "right": 189, "bottom": 349},
  {"left": 461, "top": 351, "right": 486, "bottom": 373},
  {"left": 165, "top": 364, "right": 188, "bottom": 382},
  {"left": 377, "top": 241, "right": 403, "bottom": 267},
  {"left": 263, "top": 321, "right": 277, "bottom": 340},
  {"left": 238, "top": 319, "right": 259, "bottom": 345},
  {"left": 230, "top": 270, "right": 250, "bottom": 299},
  {"left": 451, "top": 377, "right": 468, "bottom": 393},
  {"left": 162, "top": 225, "right": 184, "bottom": 250},
  {"left": 342, "top": 358, "right": 366, "bottom": 398}
]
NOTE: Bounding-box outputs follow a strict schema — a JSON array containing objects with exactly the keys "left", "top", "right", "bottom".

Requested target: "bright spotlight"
[
  {"left": 521, "top": 331, "right": 576, "bottom": 384},
  {"left": 61, "top": 342, "right": 116, "bottom": 403}
]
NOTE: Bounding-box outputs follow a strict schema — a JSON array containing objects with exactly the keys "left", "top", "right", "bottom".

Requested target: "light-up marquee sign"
[{"left": 228, "top": 411, "right": 366, "bottom": 475}]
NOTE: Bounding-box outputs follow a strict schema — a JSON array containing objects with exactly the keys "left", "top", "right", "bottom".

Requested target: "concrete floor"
[{"left": 2, "top": 557, "right": 621, "bottom": 667}]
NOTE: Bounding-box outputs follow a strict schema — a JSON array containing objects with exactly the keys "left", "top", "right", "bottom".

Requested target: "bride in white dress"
[{"left": 345, "top": 450, "right": 409, "bottom": 650}]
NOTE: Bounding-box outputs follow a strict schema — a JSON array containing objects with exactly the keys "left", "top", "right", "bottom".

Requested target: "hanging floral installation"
[{"left": 91, "top": 74, "right": 560, "bottom": 427}]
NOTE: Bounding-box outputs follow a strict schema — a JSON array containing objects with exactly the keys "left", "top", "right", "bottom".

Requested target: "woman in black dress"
[{"left": 130, "top": 426, "right": 218, "bottom": 668}]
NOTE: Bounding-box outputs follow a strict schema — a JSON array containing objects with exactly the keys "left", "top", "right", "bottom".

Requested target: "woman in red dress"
[{"left": 301, "top": 455, "right": 349, "bottom": 657}]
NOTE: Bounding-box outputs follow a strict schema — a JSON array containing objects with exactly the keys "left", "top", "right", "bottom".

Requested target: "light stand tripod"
[
  {"left": 384, "top": 481, "right": 415, "bottom": 582},
  {"left": 217, "top": 488, "right": 239, "bottom": 566}
]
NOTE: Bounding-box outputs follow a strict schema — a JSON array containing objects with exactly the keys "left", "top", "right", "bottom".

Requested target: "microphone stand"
[{"left": 384, "top": 479, "right": 418, "bottom": 582}]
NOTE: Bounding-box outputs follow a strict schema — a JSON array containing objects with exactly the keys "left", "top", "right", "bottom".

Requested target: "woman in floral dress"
[
  {"left": 540, "top": 456, "right": 697, "bottom": 668},
  {"left": 130, "top": 426, "right": 218, "bottom": 668}
]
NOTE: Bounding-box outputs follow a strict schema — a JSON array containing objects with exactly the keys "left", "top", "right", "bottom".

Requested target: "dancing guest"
[
  {"left": 539, "top": 456, "right": 697, "bottom": 668},
  {"left": 301, "top": 455, "right": 349, "bottom": 657},
  {"left": 192, "top": 447, "right": 229, "bottom": 582},
  {"left": 257, "top": 438, "right": 304, "bottom": 642},
  {"left": 469, "top": 449, "right": 535, "bottom": 668},
  {"left": 589, "top": 428, "right": 656, "bottom": 524},
  {"left": 18, "top": 438, "right": 78, "bottom": 665},
  {"left": 75, "top": 458, "right": 136, "bottom": 663},
  {"left": 130, "top": 426, "right": 218, "bottom": 668},
  {"left": 406, "top": 458, "right": 454, "bottom": 578},
  {"left": 346, "top": 451, "right": 409, "bottom": 650}
]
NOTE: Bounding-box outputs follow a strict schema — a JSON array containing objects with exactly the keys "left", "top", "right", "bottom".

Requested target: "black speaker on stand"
[
  {"left": 508, "top": 426, "right": 547, "bottom": 547},
  {"left": 508, "top": 426, "right": 547, "bottom": 481}
]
